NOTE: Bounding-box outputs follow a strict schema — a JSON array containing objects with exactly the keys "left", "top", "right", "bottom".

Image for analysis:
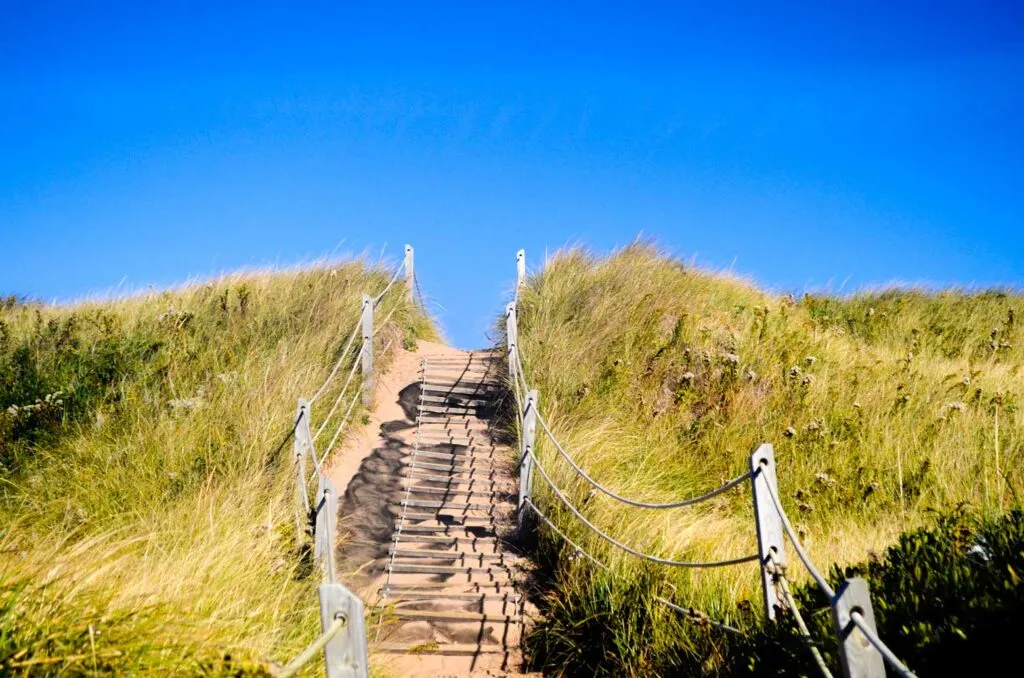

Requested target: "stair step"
[
  {"left": 401, "top": 511, "right": 499, "bottom": 522},
  {"left": 405, "top": 460, "right": 499, "bottom": 475},
  {"left": 419, "top": 394, "right": 494, "bottom": 406},
  {"left": 386, "top": 563, "right": 512, "bottom": 576},
  {"left": 421, "top": 384, "right": 501, "bottom": 397},
  {"left": 406, "top": 451, "right": 497, "bottom": 466},
  {"left": 377, "top": 642, "right": 510, "bottom": 655},
  {"left": 403, "top": 471, "right": 507, "bottom": 487},
  {"left": 394, "top": 523, "right": 499, "bottom": 535},
  {"left": 400, "top": 499, "right": 496, "bottom": 512},
  {"left": 381, "top": 590, "right": 520, "bottom": 602},
  {"left": 389, "top": 548, "right": 507, "bottom": 561},
  {"left": 404, "top": 485, "right": 502, "bottom": 499},
  {"left": 418, "top": 405, "right": 489, "bottom": 416},
  {"left": 389, "top": 533, "right": 501, "bottom": 546},
  {"left": 390, "top": 609, "right": 521, "bottom": 624}
]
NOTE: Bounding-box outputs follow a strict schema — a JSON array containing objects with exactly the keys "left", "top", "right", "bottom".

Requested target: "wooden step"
[
  {"left": 381, "top": 589, "right": 520, "bottom": 602},
  {"left": 385, "top": 563, "right": 512, "bottom": 576},
  {"left": 421, "top": 384, "right": 502, "bottom": 397},
  {"left": 390, "top": 609, "right": 520, "bottom": 624},
  {"left": 400, "top": 511, "right": 499, "bottom": 522},
  {"left": 376, "top": 642, "right": 509, "bottom": 654},
  {"left": 389, "top": 548, "right": 507, "bottom": 561},
  {"left": 400, "top": 499, "right": 496, "bottom": 512},
  {"left": 406, "top": 451, "right": 498, "bottom": 467},
  {"left": 389, "top": 533, "right": 501, "bottom": 547},
  {"left": 404, "top": 460, "right": 499, "bottom": 475},
  {"left": 395, "top": 522, "right": 498, "bottom": 534},
  {"left": 402, "top": 472, "right": 507, "bottom": 488},
  {"left": 404, "top": 485, "right": 502, "bottom": 500}
]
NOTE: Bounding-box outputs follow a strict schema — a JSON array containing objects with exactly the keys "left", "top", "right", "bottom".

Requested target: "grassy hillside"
[
  {"left": 0, "top": 261, "right": 433, "bottom": 674},
  {"left": 512, "top": 245, "right": 1022, "bottom": 675}
]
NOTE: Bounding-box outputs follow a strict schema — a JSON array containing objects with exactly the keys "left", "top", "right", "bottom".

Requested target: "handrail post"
[
  {"left": 516, "top": 249, "right": 526, "bottom": 290},
  {"left": 750, "top": 443, "right": 786, "bottom": 621},
  {"left": 404, "top": 244, "right": 414, "bottom": 302},
  {"left": 518, "top": 390, "right": 538, "bottom": 531},
  {"left": 314, "top": 477, "right": 339, "bottom": 585},
  {"left": 833, "top": 578, "right": 886, "bottom": 678},
  {"left": 360, "top": 294, "right": 373, "bottom": 408},
  {"left": 294, "top": 398, "right": 312, "bottom": 545},
  {"left": 505, "top": 301, "right": 518, "bottom": 386},
  {"left": 319, "top": 582, "right": 369, "bottom": 678}
]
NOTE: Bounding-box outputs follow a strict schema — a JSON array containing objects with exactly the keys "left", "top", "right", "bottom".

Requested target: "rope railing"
[
  {"left": 535, "top": 410, "right": 754, "bottom": 510},
  {"left": 507, "top": 248, "right": 919, "bottom": 678},
  {"left": 523, "top": 497, "right": 743, "bottom": 635},
  {"left": 275, "top": 247, "right": 421, "bottom": 678},
  {"left": 529, "top": 444, "right": 760, "bottom": 568},
  {"left": 775, "top": 569, "right": 834, "bottom": 678}
]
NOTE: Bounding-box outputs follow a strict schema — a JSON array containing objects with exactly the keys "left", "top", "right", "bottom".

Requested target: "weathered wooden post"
[
  {"left": 833, "top": 578, "right": 886, "bottom": 678},
  {"left": 404, "top": 244, "right": 414, "bottom": 302},
  {"left": 294, "top": 399, "right": 312, "bottom": 545},
  {"left": 360, "top": 294, "right": 373, "bottom": 408},
  {"left": 518, "top": 390, "right": 538, "bottom": 532},
  {"left": 516, "top": 249, "right": 526, "bottom": 290},
  {"left": 505, "top": 301, "right": 518, "bottom": 386},
  {"left": 319, "top": 582, "right": 369, "bottom": 678},
  {"left": 314, "top": 476, "right": 339, "bottom": 585},
  {"left": 750, "top": 443, "right": 786, "bottom": 621}
]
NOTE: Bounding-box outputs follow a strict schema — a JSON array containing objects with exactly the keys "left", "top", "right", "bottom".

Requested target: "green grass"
[
  {"left": 0, "top": 260, "right": 433, "bottom": 674},
  {"left": 512, "top": 243, "right": 1022, "bottom": 675}
]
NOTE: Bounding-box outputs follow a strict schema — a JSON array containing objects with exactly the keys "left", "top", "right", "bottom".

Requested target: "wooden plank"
[
  {"left": 832, "top": 578, "right": 886, "bottom": 678},
  {"left": 750, "top": 443, "right": 785, "bottom": 621}
]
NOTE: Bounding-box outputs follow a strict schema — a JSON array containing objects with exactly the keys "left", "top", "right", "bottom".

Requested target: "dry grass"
[
  {"left": 0, "top": 259, "right": 434, "bottom": 674},
  {"left": 513, "top": 244, "right": 1023, "bottom": 674}
]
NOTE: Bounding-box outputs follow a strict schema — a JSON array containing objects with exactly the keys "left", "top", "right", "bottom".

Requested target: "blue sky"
[{"left": 2, "top": 1, "right": 1022, "bottom": 347}]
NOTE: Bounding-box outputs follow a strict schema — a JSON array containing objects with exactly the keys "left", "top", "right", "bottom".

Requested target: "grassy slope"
[
  {"left": 514, "top": 245, "right": 1022, "bottom": 675},
  {"left": 0, "top": 262, "right": 433, "bottom": 674}
]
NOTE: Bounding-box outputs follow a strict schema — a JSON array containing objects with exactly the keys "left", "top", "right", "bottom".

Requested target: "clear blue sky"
[{"left": 2, "top": 2, "right": 1022, "bottom": 348}]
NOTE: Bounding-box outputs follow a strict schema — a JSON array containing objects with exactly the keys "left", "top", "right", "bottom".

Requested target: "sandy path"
[{"left": 322, "top": 340, "right": 536, "bottom": 678}]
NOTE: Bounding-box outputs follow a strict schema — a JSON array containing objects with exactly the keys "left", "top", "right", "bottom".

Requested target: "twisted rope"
[
  {"left": 529, "top": 450, "right": 759, "bottom": 568},
  {"left": 523, "top": 498, "right": 742, "bottom": 635},
  {"left": 535, "top": 410, "right": 752, "bottom": 509}
]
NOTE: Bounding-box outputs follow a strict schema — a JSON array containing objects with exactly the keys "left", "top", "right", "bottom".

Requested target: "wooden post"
[
  {"left": 315, "top": 477, "right": 339, "bottom": 585},
  {"left": 505, "top": 302, "right": 518, "bottom": 385},
  {"left": 518, "top": 390, "right": 538, "bottom": 531},
  {"left": 294, "top": 399, "right": 312, "bottom": 545},
  {"left": 833, "top": 578, "right": 886, "bottom": 678},
  {"left": 360, "top": 294, "right": 373, "bottom": 408},
  {"left": 750, "top": 443, "right": 786, "bottom": 621},
  {"left": 516, "top": 249, "right": 526, "bottom": 289},
  {"left": 404, "top": 244, "right": 414, "bottom": 302},
  {"left": 319, "top": 582, "right": 369, "bottom": 678}
]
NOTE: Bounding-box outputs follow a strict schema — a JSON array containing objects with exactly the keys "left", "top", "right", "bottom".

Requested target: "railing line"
[
  {"left": 523, "top": 498, "right": 742, "bottom": 635},
  {"left": 529, "top": 448, "right": 759, "bottom": 568},
  {"left": 535, "top": 409, "right": 752, "bottom": 510}
]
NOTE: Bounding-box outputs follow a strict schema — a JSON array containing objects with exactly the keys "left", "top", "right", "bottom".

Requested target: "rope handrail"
[
  {"left": 275, "top": 615, "right": 347, "bottom": 678},
  {"left": 313, "top": 337, "right": 364, "bottom": 441},
  {"left": 775, "top": 571, "right": 834, "bottom": 678},
  {"left": 523, "top": 498, "right": 742, "bottom": 635},
  {"left": 849, "top": 611, "right": 917, "bottom": 678},
  {"left": 535, "top": 410, "right": 753, "bottom": 510},
  {"left": 310, "top": 321, "right": 362, "bottom": 406},
  {"left": 529, "top": 449, "right": 759, "bottom": 568},
  {"left": 758, "top": 463, "right": 836, "bottom": 599},
  {"left": 373, "top": 260, "right": 405, "bottom": 305},
  {"left": 320, "top": 382, "right": 363, "bottom": 467}
]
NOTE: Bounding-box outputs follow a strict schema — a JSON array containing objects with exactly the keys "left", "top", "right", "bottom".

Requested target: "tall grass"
[
  {"left": 0, "top": 260, "right": 433, "bottom": 674},
  {"left": 513, "top": 244, "right": 1022, "bottom": 675}
]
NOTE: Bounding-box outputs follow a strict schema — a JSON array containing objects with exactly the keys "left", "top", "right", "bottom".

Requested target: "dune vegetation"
[
  {"left": 511, "top": 244, "right": 1023, "bottom": 676},
  {"left": 0, "top": 261, "right": 432, "bottom": 675}
]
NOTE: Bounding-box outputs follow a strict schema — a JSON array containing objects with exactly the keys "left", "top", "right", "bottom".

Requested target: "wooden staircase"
[{"left": 374, "top": 351, "right": 526, "bottom": 674}]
